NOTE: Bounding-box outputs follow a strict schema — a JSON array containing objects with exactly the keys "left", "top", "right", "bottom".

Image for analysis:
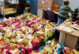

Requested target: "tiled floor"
[
  {"left": 0, "top": 18, "right": 3, "bottom": 19},
  {"left": 0, "top": 18, "right": 3, "bottom": 21}
]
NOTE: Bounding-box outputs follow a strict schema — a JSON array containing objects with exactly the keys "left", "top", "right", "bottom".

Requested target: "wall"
[
  {"left": 69, "top": 0, "right": 79, "bottom": 10},
  {"left": 56, "top": 0, "right": 63, "bottom": 6},
  {"left": 56, "top": 0, "right": 79, "bottom": 10}
]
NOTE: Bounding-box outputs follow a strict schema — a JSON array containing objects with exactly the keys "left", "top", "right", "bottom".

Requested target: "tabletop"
[{"left": 56, "top": 19, "right": 79, "bottom": 37}]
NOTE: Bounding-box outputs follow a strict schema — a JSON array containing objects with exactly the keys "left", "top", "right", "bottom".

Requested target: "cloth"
[
  {"left": 46, "top": 10, "right": 54, "bottom": 20},
  {"left": 58, "top": 17, "right": 65, "bottom": 25},
  {"left": 26, "top": 0, "right": 31, "bottom": 4},
  {"left": 58, "top": 4, "right": 71, "bottom": 19},
  {"left": 30, "top": 0, "right": 38, "bottom": 15},
  {"left": 18, "top": 0, "right": 26, "bottom": 14},
  {"left": 46, "top": 10, "right": 58, "bottom": 23}
]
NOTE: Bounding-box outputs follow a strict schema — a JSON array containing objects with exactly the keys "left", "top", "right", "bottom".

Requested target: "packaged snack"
[
  {"left": 30, "top": 50, "right": 41, "bottom": 54},
  {"left": 0, "top": 37, "right": 9, "bottom": 48},
  {"left": 3, "top": 43, "right": 22, "bottom": 54},
  {"left": 39, "top": 39, "right": 64, "bottom": 54},
  {"left": 18, "top": 37, "right": 33, "bottom": 49},
  {"left": 63, "top": 47, "right": 74, "bottom": 54}
]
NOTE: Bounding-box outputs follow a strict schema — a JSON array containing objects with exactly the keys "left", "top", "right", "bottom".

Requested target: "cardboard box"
[
  {"left": 44, "top": 0, "right": 55, "bottom": 10},
  {"left": 38, "top": 0, "right": 45, "bottom": 10},
  {"left": 52, "top": 4, "right": 60, "bottom": 12},
  {"left": 38, "top": 0, "right": 56, "bottom": 11}
]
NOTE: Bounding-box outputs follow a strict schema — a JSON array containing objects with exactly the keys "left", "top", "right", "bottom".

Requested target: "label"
[
  {"left": 48, "top": 8, "right": 51, "bottom": 10},
  {"left": 42, "top": 1, "right": 44, "bottom": 4}
]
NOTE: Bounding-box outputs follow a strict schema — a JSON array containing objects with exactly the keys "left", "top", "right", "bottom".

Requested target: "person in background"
[
  {"left": 18, "top": 0, "right": 26, "bottom": 15},
  {"left": 58, "top": 0, "right": 71, "bottom": 25}
]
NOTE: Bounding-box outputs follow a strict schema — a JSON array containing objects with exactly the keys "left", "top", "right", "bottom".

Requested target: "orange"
[
  {"left": 0, "top": 41, "right": 5, "bottom": 45},
  {"left": 46, "top": 24, "right": 52, "bottom": 29},
  {"left": 33, "top": 39, "right": 38, "bottom": 42}
]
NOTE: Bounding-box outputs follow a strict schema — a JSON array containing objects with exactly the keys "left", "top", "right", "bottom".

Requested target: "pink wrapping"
[
  {"left": 10, "top": 29, "right": 14, "bottom": 32},
  {"left": 28, "top": 50, "right": 39, "bottom": 54},
  {"left": 41, "top": 26, "right": 43, "bottom": 28},
  {"left": 21, "top": 52, "right": 26, "bottom": 54},
  {"left": 0, "top": 48, "right": 4, "bottom": 53},
  {"left": 4, "top": 43, "right": 26, "bottom": 54},
  {"left": 63, "top": 50, "right": 66, "bottom": 54},
  {"left": 32, "top": 38, "right": 41, "bottom": 47},
  {"left": 27, "top": 47, "right": 33, "bottom": 53},
  {"left": 4, "top": 44, "right": 10, "bottom": 49},
  {"left": 29, "top": 21, "right": 36, "bottom": 27},
  {"left": 16, "top": 25, "right": 22, "bottom": 29},
  {"left": 0, "top": 24, "right": 8, "bottom": 27},
  {"left": 17, "top": 42, "right": 33, "bottom": 53},
  {"left": 31, "top": 22, "right": 36, "bottom": 24},
  {"left": 36, "top": 19, "right": 41, "bottom": 22},
  {"left": 4, "top": 44, "right": 12, "bottom": 54},
  {"left": 35, "top": 29, "right": 40, "bottom": 31},
  {"left": 6, "top": 50, "right": 12, "bottom": 54},
  {"left": 17, "top": 43, "right": 26, "bottom": 50},
  {"left": 29, "top": 22, "right": 34, "bottom": 26},
  {"left": 25, "top": 24, "right": 30, "bottom": 27},
  {"left": 12, "top": 19, "right": 20, "bottom": 24}
]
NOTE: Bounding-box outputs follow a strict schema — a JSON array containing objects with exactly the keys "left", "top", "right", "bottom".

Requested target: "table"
[{"left": 56, "top": 19, "right": 79, "bottom": 48}]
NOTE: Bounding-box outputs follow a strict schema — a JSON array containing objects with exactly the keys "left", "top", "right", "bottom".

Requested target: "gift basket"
[
  {"left": 3, "top": 43, "right": 26, "bottom": 54},
  {"left": 39, "top": 39, "right": 64, "bottom": 54},
  {"left": 63, "top": 47, "right": 79, "bottom": 54},
  {"left": 29, "top": 39, "right": 64, "bottom": 54}
]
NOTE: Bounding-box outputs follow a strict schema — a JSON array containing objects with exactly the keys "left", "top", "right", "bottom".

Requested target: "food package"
[
  {"left": 39, "top": 39, "right": 64, "bottom": 54},
  {"left": 4, "top": 8, "right": 16, "bottom": 15},
  {"left": 0, "top": 13, "right": 56, "bottom": 54},
  {"left": 0, "top": 37, "right": 10, "bottom": 48},
  {"left": 3, "top": 43, "right": 24, "bottom": 54}
]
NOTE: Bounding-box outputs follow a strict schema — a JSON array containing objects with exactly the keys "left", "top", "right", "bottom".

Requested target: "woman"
[
  {"left": 18, "top": 0, "right": 26, "bottom": 14},
  {"left": 58, "top": 0, "right": 71, "bottom": 25}
]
